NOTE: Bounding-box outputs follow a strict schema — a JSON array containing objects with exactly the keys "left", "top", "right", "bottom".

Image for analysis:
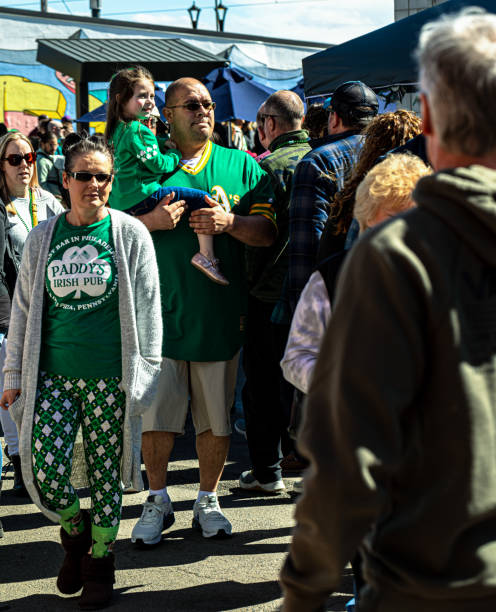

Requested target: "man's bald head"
[
  {"left": 263, "top": 90, "right": 304, "bottom": 131},
  {"left": 163, "top": 78, "right": 215, "bottom": 151},
  {"left": 165, "top": 78, "right": 208, "bottom": 106}
]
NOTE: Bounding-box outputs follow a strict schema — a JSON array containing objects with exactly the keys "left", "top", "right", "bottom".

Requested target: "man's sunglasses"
[
  {"left": 68, "top": 171, "right": 113, "bottom": 184},
  {"left": 2, "top": 152, "right": 37, "bottom": 166},
  {"left": 167, "top": 101, "right": 216, "bottom": 112}
]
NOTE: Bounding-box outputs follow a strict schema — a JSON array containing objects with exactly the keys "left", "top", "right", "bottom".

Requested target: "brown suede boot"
[
  {"left": 78, "top": 553, "right": 115, "bottom": 610},
  {"left": 57, "top": 510, "right": 92, "bottom": 594}
]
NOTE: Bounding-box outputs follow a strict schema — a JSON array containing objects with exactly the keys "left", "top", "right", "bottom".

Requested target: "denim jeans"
[{"left": 124, "top": 186, "right": 210, "bottom": 216}]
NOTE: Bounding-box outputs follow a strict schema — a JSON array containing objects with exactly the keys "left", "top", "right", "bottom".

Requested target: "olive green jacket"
[{"left": 245, "top": 129, "right": 310, "bottom": 303}]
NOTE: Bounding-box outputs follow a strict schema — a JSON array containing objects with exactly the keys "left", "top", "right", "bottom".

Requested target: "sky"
[{"left": 14, "top": 0, "right": 395, "bottom": 46}]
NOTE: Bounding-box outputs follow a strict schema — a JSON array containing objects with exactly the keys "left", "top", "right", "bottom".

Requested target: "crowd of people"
[{"left": 2, "top": 6, "right": 496, "bottom": 612}]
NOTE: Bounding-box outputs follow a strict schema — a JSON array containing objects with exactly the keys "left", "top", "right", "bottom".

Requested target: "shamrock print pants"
[{"left": 32, "top": 371, "right": 126, "bottom": 556}]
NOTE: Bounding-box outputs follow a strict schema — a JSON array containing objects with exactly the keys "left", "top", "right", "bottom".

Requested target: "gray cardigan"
[{"left": 4, "top": 208, "right": 162, "bottom": 522}]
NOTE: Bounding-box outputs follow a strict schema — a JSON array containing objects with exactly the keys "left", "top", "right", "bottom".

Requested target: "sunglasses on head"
[
  {"left": 167, "top": 101, "right": 216, "bottom": 112},
  {"left": 68, "top": 171, "right": 113, "bottom": 184},
  {"left": 2, "top": 152, "right": 37, "bottom": 166}
]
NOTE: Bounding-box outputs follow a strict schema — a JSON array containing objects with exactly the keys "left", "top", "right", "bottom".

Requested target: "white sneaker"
[
  {"left": 121, "top": 481, "right": 139, "bottom": 494},
  {"left": 192, "top": 494, "right": 232, "bottom": 538},
  {"left": 131, "top": 494, "right": 175, "bottom": 546},
  {"left": 293, "top": 478, "right": 304, "bottom": 494},
  {"left": 239, "top": 470, "right": 285, "bottom": 493}
]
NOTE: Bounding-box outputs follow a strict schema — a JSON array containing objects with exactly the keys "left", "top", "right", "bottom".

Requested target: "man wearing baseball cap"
[{"left": 275, "top": 81, "right": 377, "bottom": 323}]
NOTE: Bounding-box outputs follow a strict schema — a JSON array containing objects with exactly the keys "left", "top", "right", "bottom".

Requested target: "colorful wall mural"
[
  {"left": 0, "top": 57, "right": 104, "bottom": 133},
  {"left": 0, "top": 64, "right": 107, "bottom": 134}
]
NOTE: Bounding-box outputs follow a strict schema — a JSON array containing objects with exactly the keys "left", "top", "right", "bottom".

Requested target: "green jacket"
[
  {"left": 281, "top": 165, "right": 496, "bottom": 611},
  {"left": 108, "top": 120, "right": 180, "bottom": 210},
  {"left": 246, "top": 129, "right": 310, "bottom": 303}
]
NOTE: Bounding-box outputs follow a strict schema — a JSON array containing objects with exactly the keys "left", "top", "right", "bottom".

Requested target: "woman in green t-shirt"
[{"left": 0, "top": 136, "right": 162, "bottom": 610}]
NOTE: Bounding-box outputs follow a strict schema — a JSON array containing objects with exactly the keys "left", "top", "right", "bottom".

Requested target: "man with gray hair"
[
  {"left": 280, "top": 9, "right": 496, "bottom": 611},
  {"left": 240, "top": 90, "right": 311, "bottom": 492}
]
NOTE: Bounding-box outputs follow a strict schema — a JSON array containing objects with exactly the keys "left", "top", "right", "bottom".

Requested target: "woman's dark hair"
[
  {"left": 62, "top": 131, "right": 82, "bottom": 156},
  {"left": 302, "top": 104, "right": 328, "bottom": 139},
  {"left": 64, "top": 133, "right": 114, "bottom": 173},
  {"left": 89, "top": 132, "right": 106, "bottom": 147},
  {"left": 39, "top": 118, "right": 51, "bottom": 135},
  {"left": 104, "top": 65, "right": 155, "bottom": 143},
  {"left": 39, "top": 131, "right": 58, "bottom": 145}
]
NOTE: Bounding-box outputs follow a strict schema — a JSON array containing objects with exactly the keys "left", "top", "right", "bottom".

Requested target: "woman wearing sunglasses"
[
  {"left": 0, "top": 135, "right": 162, "bottom": 610},
  {"left": 0, "top": 132, "right": 64, "bottom": 500}
]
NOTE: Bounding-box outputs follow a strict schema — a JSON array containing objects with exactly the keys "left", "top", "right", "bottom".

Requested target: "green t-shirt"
[
  {"left": 40, "top": 213, "right": 122, "bottom": 378},
  {"left": 153, "top": 141, "right": 275, "bottom": 362},
  {"left": 108, "top": 120, "right": 180, "bottom": 210}
]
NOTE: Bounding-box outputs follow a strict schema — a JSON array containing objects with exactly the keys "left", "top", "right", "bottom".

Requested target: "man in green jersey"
[{"left": 132, "top": 77, "right": 276, "bottom": 545}]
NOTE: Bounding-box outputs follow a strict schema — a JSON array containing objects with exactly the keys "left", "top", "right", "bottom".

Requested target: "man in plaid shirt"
[{"left": 284, "top": 81, "right": 378, "bottom": 317}]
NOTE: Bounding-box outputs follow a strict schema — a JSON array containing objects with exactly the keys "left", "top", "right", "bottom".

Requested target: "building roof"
[
  {"left": 0, "top": 6, "right": 327, "bottom": 51},
  {"left": 37, "top": 37, "right": 228, "bottom": 82}
]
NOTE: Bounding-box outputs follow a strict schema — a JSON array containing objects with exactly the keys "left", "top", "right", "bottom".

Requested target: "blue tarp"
[
  {"left": 291, "top": 78, "right": 305, "bottom": 101},
  {"left": 202, "top": 67, "right": 275, "bottom": 122},
  {"left": 303, "top": 0, "right": 496, "bottom": 97}
]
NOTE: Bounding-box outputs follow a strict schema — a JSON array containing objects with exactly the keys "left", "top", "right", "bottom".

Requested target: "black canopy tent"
[
  {"left": 37, "top": 37, "right": 228, "bottom": 128},
  {"left": 303, "top": 0, "right": 496, "bottom": 98}
]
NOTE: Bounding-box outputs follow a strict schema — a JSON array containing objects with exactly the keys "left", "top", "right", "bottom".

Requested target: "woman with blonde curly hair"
[
  {"left": 354, "top": 152, "right": 429, "bottom": 230},
  {"left": 318, "top": 109, "right": 423, "bottom": 259}
]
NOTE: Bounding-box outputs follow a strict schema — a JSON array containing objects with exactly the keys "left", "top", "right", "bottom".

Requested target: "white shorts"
[{"left": 141, "top": 353, "right": 240, "bottom": 436}]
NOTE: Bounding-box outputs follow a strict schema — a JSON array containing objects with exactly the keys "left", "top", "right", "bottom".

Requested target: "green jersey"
[
  {"left": 108, "top": 120, "right": 180, "bottom": 210},
  {"left": 40, "top": 213, "right": 122, "bottom": 378},
  {"left": 153, "top": 141, "right": 275, "bottom": 361}
]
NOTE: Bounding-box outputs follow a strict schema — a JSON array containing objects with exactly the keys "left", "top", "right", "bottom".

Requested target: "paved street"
[{"left": 0, "top": 426, "right": 353, "bottom": 611}]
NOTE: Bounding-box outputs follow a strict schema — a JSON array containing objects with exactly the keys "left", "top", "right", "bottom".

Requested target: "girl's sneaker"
[{"left": 191, "top": 252, "right": 229, "bottom": 286}]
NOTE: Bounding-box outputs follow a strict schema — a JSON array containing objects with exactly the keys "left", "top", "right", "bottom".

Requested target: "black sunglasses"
[
  {"left": 2, "top": 152, "right": 37, "bottom": 166},
  {"left": 68, "top": 171, "right": 113, "bottom": 184},
  {"left": 167, "top": 101, "right": 216, "bottom": 112}
]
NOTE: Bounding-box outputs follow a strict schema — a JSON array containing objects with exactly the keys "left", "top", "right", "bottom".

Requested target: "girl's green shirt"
[{"left": 108, "top": 120, "right": 180, "bottom": 210}]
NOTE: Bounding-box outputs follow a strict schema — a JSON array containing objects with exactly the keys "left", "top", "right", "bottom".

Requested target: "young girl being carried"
[{"left": 105, "top": 65, "right": 228, "bottom": 285}]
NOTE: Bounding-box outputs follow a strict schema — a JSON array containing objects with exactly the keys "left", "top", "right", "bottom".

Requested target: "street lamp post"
[
  {"left": 188, "top": 2, "right": 201, "bottom": 29},
  {"left": 90, "top": 0, "right": 101, "bottom": 18},
  {"left": 215, "top": 1, "right": 228, "bottom": 32}
]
